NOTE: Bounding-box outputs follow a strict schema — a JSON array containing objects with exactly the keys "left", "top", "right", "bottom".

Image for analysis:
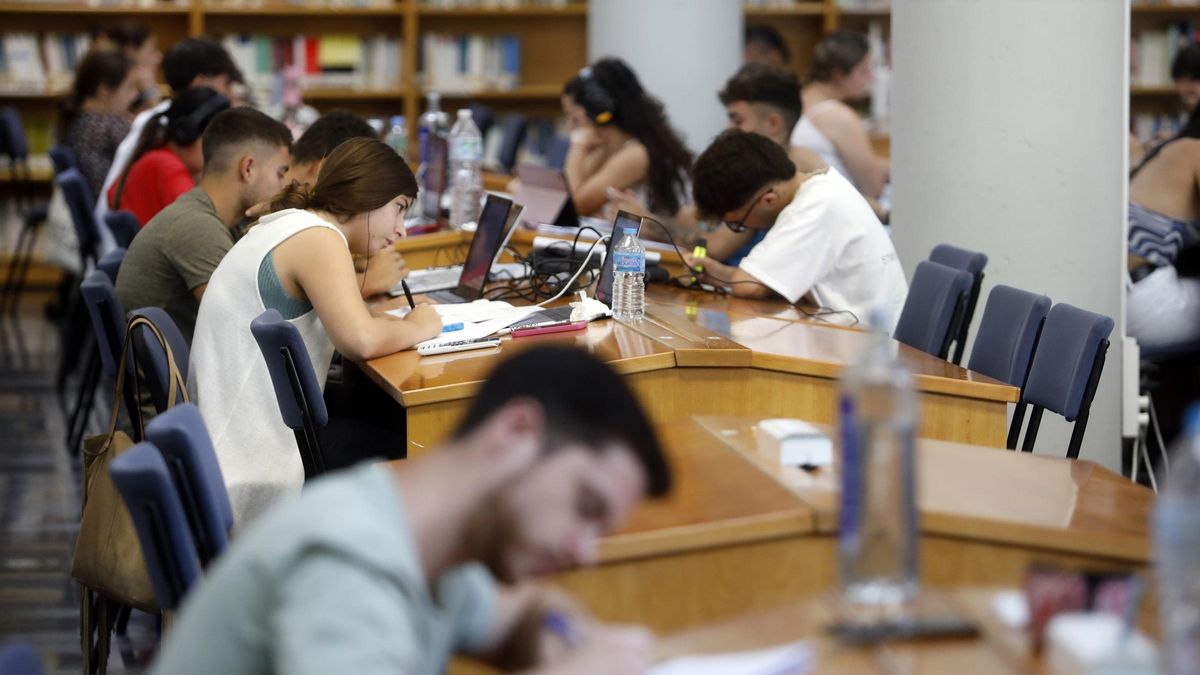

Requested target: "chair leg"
[
  {"left": 0, "top": 224, "right": 30, "bottom": 315},
  {"left": 1067, "top": 408, "right": 1090, "bottom": 460},
  {"left": 1007, "top": 401, "right": 1027, "bottom": 450},
  {"left": 67, "top": 350, "right": 101, "bottom": 453},
  {"left": 1021, "top": 406, "right": 1044, "bottom": 453},
  {"left": 80, "top": 586, "right": 94, "bottom": 674},
  {"left": 114, "top": 603, "right": 131, "bottom": 635}
]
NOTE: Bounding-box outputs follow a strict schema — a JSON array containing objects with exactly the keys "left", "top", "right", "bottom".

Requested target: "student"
[
  {"left": 561, "top": 58, "right": 692, "bottom": 218},
  {"left": 274, "top": 111, "right": 406, "bottom": 297},
  {"left": 95, "top": 37, "right": 244, "bottom": 244},
  {"left": 189, "top": 138, "right": 442, "bottom": 527},
  {"left": 94, "top": 21, "right": 163, "bottom": 112},
  {"left": 744, "top": 24, "right": 789, "bottom": 67},
  {"left": 1127, "top": 104, "right": 1200, "bottom": 353},
  {"left": 57, "top": 49, "right": 139, "bottom": 198},
  {"left": 154, "top": 346, "right": 669, "bottom": 675},
  {"left": 687, "top": 130, "right": 907, "bottom": 329},
  {"left": 791, "top": 32, "right": 889, "bottom": 212},
  {"left": 109, "top": 87, "right": 230, "bottom": 226},
  {"left": 115, "top": 108, "right": 291, "bottom": 346},
  {"left": 286, "top": 109, "right": 378, "bottom": 185}
]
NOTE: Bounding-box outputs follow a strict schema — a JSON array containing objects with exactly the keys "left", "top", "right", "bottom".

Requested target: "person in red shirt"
[{"left": 109, "top": 86, "right": 230, "bottom": 226}]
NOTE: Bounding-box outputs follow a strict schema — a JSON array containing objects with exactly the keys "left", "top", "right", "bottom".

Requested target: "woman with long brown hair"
[
  {"left": 58, "top": 48, "right": 139, "bottom": 198},
  {"left": 189, "top": 137, "right": 441, "bottom": 528}
]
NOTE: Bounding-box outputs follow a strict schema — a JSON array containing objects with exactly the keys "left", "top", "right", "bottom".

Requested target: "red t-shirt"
[{"left": 108, "top": 148, "right": 195, "bottom": 227}]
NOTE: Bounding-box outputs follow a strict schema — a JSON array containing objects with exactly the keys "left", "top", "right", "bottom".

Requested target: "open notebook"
[{"left": 650, "top": 641, "right": 813, "bottom": 675}]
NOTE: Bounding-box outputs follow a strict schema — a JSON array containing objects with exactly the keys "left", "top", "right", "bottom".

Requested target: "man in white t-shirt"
[
  {"left": 687, "top": 129, "right": 907, "bottom": 330},
  {"left": 94, "top": 38, "right": 244, "bottom": 252}
]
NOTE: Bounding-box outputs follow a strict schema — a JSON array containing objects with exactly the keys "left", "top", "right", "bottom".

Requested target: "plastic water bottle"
[
  {"left": 417, "top": 93, "right": 447, "bottom": 219},
  {"left": 611, "top": 227, "right": 645, "bottom": 321},
  {"left": 837, "top": 314, "right": 919, "bottom": 606},
  {"left": 448, "top": 109, "right": 484, "bottom": 228},
  {"left": 1156, "top": 405, "right": 1200, "bottom": 674},
  {"left": 386, "top": 115, "right": 408, "bottom": 159}
]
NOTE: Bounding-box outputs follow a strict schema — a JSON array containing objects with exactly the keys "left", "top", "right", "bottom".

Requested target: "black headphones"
[
  {"left": 576, "top": 67, "right": 615, "bottom": 126},
  {"left": 166, "top": 93, "right": 231, "bottom": 146}
]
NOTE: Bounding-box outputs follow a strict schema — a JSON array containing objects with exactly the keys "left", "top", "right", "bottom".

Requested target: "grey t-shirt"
[
  {"left": 115, "top": 188, "right": 233, "bottom": 345},
  {"left": 151, "top": 464, "right": 497, "bottom": 675}
]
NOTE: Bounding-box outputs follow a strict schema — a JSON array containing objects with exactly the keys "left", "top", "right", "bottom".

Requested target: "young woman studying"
[
  {"left": 561, "top": 58, "right": 692, "bottom": 219},
  {"left": 109, "top": 86, "right": 230, "bottom": 226},
  {"left": 189, "top": 137, "right": 442, "bottom": 528},
  {"left": 58, "top": 49, "right": 139, "bottom": 199}
]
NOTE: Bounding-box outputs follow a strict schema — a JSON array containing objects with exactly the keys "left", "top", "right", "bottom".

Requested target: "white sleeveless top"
[
  {"left": 790, "top": 99, "right": 857, "bottom": 190},
  {"left": 189, "top": 209, "right": 346, "bottom": 530}
]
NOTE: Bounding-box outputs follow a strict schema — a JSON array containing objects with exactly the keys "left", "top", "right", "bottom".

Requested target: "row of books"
[
  {"left": 220, "top": 33, "right": 401, "bottom": 93},
  {"left": 420, "top": 33, "right": 520, "bottom": 93},
  {"left": 1134, "top": 111, "right": 1186, "bottom": 142},
  {"left": 1132, "top": 23, "right": 1197, "bottom": 87},
  {"left": 209, "top": 1, "right": 396, "bottom": 6},
  {"left": 420, "top": 0, "right": 573, "bottom": 7},
  {"left": 0, "top": 33, "right": 94, "bottom": 94}
]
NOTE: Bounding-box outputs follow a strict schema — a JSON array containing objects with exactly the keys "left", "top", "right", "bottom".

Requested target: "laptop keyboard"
[{"left": 405, "top": 267, "right": 462, "bottom": 294}]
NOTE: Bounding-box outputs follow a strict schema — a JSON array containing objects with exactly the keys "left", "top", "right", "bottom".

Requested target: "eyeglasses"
[{"left": 723, "top": 188, "right": 771, "bottom": 233}]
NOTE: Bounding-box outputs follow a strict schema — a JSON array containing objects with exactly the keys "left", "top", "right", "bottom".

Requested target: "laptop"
[
  {"left": 515, "top": 164, "right": 579, "bottom": 228},
  {"left": 400, "top": 194, "right": 514, "bottom": 304}
]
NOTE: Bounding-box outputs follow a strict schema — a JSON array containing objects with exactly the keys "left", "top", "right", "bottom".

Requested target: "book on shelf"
[
  {"left": 421, "top": 33, "right": 520, "bottom": 93},
  {"left": 743, "top": 0, "right": 808, "bottom": 7},
  {"left": 835, "top": 0, "right": 891, "bottom": 8},
  {"left": 206, "top": 0, "right": 398, "bottom": 7},
  {"left": 421, "top": 0, "right": 571, "bottom": 7},
  {"left": 219, "top": 33, "right": 401, "bottom": 95},
  {"left": 0, "top": 32, "right": 92, "bottom": 95},
  {"left": 1132, "top": 23, "right": 1197, "bottom": 86},
  {"left": 1132, "top": 1, "right": 1200, "bottom": 7}
]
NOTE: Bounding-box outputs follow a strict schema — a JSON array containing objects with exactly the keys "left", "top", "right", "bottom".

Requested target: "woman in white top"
[
  {"left": 190, "top": 138, "right": 442, "bottom": 528},
  {"left": 790, "top": 32, "right": 889, "bottom": 217}
]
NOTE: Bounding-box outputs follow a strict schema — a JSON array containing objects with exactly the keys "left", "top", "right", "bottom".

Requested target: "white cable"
[
  {"left": 1140, "top": 426, "right": 1159, "bottom": 493},
  {"left": 1148, "top": 395, "right": 1170, "bottom": 472},
  {"left": 536, "top": 236, "right": 607, "bottom": 307},
  {"left": 1132, "top": 427, "right": 1141, "bottom": 485}
]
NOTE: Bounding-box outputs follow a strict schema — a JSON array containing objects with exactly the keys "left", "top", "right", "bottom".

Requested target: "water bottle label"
[
  {"left": 450, "top": 137, "right": 482, "bottom": 162},
  {"left": 418, "top": 127, "right": 430, "bottom": 164},
  {"left": 613, "top": 251, "right": 645, "bottom": 274},
  {"left": 838, "top": 394, "right": 861, "bottom": 549}
]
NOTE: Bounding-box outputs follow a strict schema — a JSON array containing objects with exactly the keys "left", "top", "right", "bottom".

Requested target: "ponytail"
[{"left": 267, "top": 180, "right": 317, "bottom": 214}]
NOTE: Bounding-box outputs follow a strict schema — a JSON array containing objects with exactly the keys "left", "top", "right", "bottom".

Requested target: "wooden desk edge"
[{"left": 599, "top": 510, "right": 814, "bottom": 564}]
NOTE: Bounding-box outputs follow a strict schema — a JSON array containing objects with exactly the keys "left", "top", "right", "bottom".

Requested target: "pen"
[
  {"left": 542, "top": 611, "right": 582, "bottom": 648},
  {"left": 401, "top": 279, "right": 415, "bottom": 309}
]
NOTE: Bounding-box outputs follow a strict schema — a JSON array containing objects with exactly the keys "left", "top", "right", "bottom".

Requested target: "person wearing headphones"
[
  {"left": 561, "top": 58, "right": 692, "bottom": 219},
  {"left": 108, "top": 86, "right": 231, "bottom": 226}
]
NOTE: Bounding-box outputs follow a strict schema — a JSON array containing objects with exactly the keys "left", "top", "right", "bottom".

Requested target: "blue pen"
[
  {"left": 543, "top": 611, "right": 582, "bottom": 647},
  {"left": 441, "top": 322, "right": 464, "bottom": 333}
]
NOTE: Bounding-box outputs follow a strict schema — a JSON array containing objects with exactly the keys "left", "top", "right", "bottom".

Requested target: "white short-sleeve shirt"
[{"left": 739, "top": 168, "right": 908, "bottom": 331}]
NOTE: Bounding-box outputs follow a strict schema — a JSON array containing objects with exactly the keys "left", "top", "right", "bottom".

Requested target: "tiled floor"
[{"left": 0, "top": 305, "right": 155, "bottom": 673}]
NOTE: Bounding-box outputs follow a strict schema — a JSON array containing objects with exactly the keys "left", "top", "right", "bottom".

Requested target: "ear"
[
  {"left": 474, "top": 398, "right": 546, "bottom": 476},
  {"left": 765, "top": 111, "right": 785, "bottom": 135},
  {"left": 239, "top": 155, "right": 256, "bottom": 184}
]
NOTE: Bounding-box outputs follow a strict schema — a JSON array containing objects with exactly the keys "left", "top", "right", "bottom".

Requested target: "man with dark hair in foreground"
[{"left": 152, "top": 346, "right": 672, "bottom": 675}]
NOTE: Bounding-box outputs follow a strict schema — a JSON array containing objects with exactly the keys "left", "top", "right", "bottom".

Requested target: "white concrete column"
[
  {"left": 889, "top": 0, "right": 1131, "bottom": 470},
  {"left": 588, "top": 0, "right": 742, "bottom": 153}
]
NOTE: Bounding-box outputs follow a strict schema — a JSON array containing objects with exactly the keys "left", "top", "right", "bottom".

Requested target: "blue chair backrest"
[
  {"left": 96, "top": 247, "right": 125, "bottom": 284},
  {"left": 0, "top": 106, "right": 28, "bottom": 162},
  {"left": 544, "top": 135, "right": 570, "bottom": 170},
  {"left": 250, "top": 309, "right": 328, "bottom": 429},
  {"left": 929, "top": 244, "right": 987, "bottom": 277},
  {"left": 127, "top": 307, "right": 190, "bottom": 415},
  {"left": 56, "top": 167, "right": 100, "bottom": 264},
  {"left": 967, "top": 285, "right": 1051, "bottom": 388},
  {"left": 105, "top": 210, "right": 140, "bottom": 249},
  {"left": 109, "top": 442, "right": 203, "bottom": 610},
  {"left": 48, "top": 143, "right": 78, "bottom": 175},
  {"left": 1023, "top": 303, "right": 1115, "bottom": 421},
  {"left": 893, "top": 260, "right": 973, "bottom": 359},
  {"left": 0, "top": 641, "right": 44, "bottom": 675},
  {"left": 145, "top": 403, "right": 232, "bottom": 567},
  {"left": 497, "top": 114, "right": 528, "bottom": 173},
  {"left": 80, "top": 269, "right": 127, "bottom": 379}
]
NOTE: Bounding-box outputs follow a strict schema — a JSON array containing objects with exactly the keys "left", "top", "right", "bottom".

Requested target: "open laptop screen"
[
  {"left": 595, "top": 210, "right": 643, "bottom": 307},
  {"left": 456, "top": 195, "right": 514, "bottom": 299}
]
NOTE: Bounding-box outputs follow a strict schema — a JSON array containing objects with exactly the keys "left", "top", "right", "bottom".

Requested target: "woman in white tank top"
[
  {"left": 790, "top": 32, "right": 889, "bottom": 216},
  {"left": 189, "top": 138, "right": 442, "bottom": 529}
]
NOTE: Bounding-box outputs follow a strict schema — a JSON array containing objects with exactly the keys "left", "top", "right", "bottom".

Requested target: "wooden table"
[
  {"left": 542, "top": 416, "right": 1151, "bottom": 637},
  {"left": 656, "top": 588, "right": 1061, "bottom": 675}
]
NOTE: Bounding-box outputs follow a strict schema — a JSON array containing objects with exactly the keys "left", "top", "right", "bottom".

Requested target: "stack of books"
[{"left": 219, "top": 33, "right": 402, "bottom": 93}]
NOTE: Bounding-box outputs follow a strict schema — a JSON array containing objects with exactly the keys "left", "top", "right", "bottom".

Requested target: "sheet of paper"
[
  {"left": 650, "top": 641, "right": 813, "bottom": 675},
  {"left": 414, "top": 315, "right": 523, "bottom": 350},
  {"left": 388, "top": 301, "right": 535, "bottom": 326}
]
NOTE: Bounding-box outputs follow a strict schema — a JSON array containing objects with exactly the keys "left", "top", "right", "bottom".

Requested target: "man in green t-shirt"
[
  {"left": 152, "top": 347, "right": 673, "bottom": 675},
  {"left": 115, "top": 107, "right": 292, "bottom": 344}
]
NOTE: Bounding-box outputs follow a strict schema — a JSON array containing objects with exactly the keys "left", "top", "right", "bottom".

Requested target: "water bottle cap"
[
  {"left": 390, "top": 115, "right": 404, "bottom": 125},
  {"left": 1185, "top": 403, "right": 1200, "bottom": 436},
  {"left": 623, "top": 227, "right": 638, "bottom": 236}
]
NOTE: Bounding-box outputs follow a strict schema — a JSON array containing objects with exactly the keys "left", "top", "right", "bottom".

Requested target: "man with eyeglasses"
[{"left": 686, "top": 129, "right": 907, "bottom": 330}]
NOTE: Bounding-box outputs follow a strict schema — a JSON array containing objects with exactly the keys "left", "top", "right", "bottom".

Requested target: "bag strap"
[
  {"left": 128, "top": 316, "right": 189, "bottom": 409},
  {"left": 83, "top": 321, "right": 141, "bottom": 459}
]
